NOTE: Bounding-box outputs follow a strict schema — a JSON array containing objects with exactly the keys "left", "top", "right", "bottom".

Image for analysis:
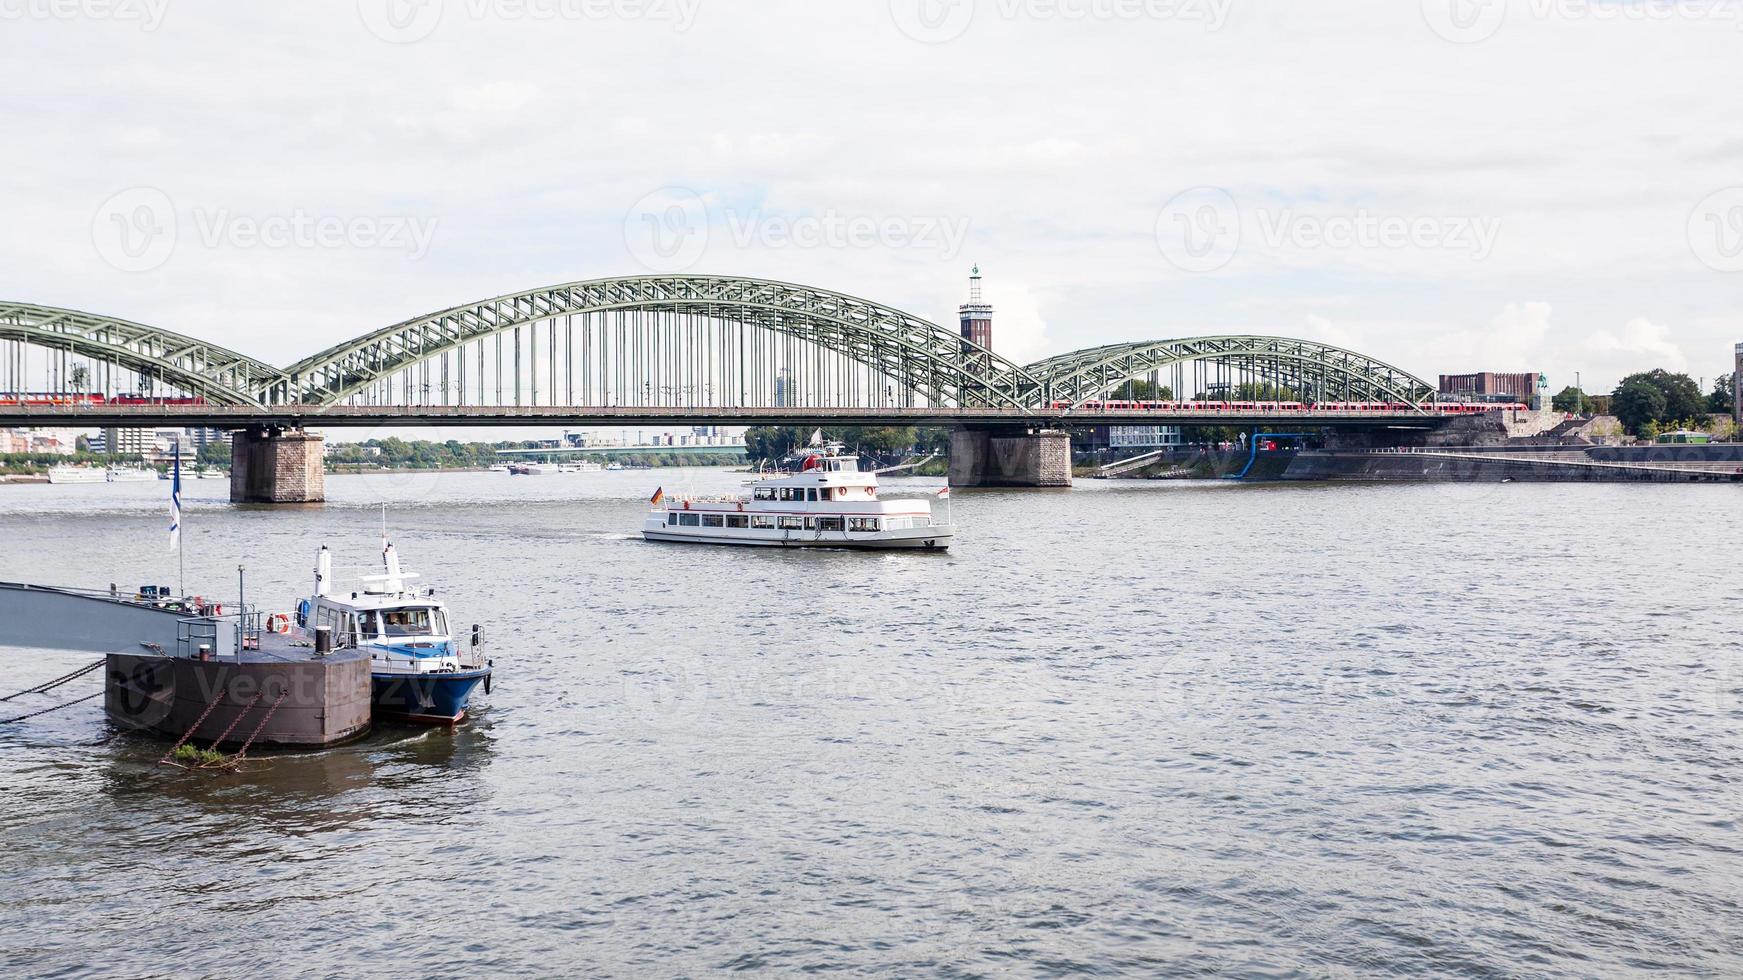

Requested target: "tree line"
[{"left": 1553, "top": 370, "right": 1733, "bottom": 437}]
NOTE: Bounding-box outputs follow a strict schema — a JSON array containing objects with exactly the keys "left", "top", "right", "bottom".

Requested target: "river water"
[{"left": 0, "top": 470, "right": 1738, "bottom": 976}]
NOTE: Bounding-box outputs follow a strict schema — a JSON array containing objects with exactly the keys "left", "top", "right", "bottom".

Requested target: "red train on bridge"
[
  {"left": 1060, "top": 399, "right": 1528, "bottom": 414},
  {"left": 0, "top": 393, "right": 209, "bottom": 407}
]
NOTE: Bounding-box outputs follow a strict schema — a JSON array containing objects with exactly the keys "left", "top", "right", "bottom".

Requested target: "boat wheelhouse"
[{"left": 642, "top": 443, "right": 953, "bottom": 550}]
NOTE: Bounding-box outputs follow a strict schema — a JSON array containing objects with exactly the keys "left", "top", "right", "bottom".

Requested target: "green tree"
[
  {"left": 1707, "top": 373, "right": 1734, "bottom": 414},
  {"left": 1551, "top": 386, "right": 1592, "bottom": 414},
  {"left": 1611, "top": 377, "right": 1668, "bottom": 436},
  {"left": 1111, "top": 379, "right": 1174, "bottom": 400}
]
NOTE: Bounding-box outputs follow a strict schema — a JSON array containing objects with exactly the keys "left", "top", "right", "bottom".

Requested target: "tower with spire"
[{"left": 958, "top": 265, "right": 994, "bottom": 352}]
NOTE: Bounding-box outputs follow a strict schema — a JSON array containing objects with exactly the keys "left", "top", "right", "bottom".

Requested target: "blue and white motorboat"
[{"left": 292, "top": 540, "right": 492, "bottom": 725}]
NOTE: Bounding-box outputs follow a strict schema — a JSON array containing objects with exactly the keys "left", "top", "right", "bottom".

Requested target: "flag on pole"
[
  {"left": 168, "top": 452, "right": 182, "bottom": 552},
  {"left": 649, "top": 487, "right": 665, "bottom": 506}
]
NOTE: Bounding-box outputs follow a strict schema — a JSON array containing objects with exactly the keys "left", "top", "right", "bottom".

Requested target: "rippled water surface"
[{"left": 1, "top": 471, "right": 1740, "bottom": 976}]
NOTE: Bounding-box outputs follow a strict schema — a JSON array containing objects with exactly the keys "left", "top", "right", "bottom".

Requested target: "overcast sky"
[{"left": 6, "top": 0, "right": 1742, "bottom": 398}]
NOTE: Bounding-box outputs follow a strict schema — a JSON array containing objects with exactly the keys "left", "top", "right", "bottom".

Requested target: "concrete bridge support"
[
  {"left": 949, "top": 427, "right": 1072, "bottom": 488},
  {"left": 230, "top": 427, "right": 324, "bottom": 504}
]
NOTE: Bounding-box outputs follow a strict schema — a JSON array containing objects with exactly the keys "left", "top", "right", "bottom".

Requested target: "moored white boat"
[
  {"left": 642, "top": 442, "right": 953, "bottom": 550},
  {"left": 106, "top": 467, "right": 158, "bottom": 483},
  {"left": 290, "top": 538, "right": 493, "bottom": 725},
  {"left": 47, "top": 466, "right": 107, "bottom": 484}
]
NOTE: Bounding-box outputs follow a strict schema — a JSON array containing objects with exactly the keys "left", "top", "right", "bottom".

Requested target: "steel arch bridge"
[
  {"left": 0, "top": 276, "right": 1443, "bottom": 419},
  {"left": 0, "top": 302, "right": 283, "bottom": 407},
  {"left": 1024, "top": 337, "right": 1439, "bottom": 410}
]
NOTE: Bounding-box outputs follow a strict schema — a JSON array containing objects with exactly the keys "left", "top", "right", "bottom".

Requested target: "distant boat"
[
  {"left": 643, "top": 441, "right": 954, "bottom": 550},
  {"left": 488, "top": 464, "right": 511, "bottom": 474},
  {"left": 47, "top": 465, "right": 106, "bottom": 485},
  {"left": 106, "top": 467, "right": 158, "bottom": 483},
  {"left": 606, "top": 462, "right": 625, "bottom": 472},
  {"left": 558, "top": 461, "right": 603, "bottom": 473}
]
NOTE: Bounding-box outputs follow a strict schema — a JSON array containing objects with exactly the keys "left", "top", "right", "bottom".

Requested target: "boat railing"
[
  {"left": 174, "top": 605, "right": 261, "bottom": 658},
  {"left": 666, "top": 494, "right": 747, "bottom": 507}
]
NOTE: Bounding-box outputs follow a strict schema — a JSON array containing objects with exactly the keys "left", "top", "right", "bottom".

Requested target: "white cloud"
[
  {"left": 1587, "top": 317, "right": 1689, "bottom": 376},
  {"left": 985, "top": 280, "right": 1052, "bottom": 366},
  {"left": 454, "top": 81, "right": 541, "bottom": 115}
]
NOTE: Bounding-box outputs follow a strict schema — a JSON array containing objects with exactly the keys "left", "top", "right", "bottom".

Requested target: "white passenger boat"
[
  {"left": 558, "top": 461, "right": 603, "bottom": 473},
  {"left": 47, "top": 466, "right": 107, "bottom": 484},
  {"left": 642, "top": 442, "right": 953, "bottom": 550},
  {"left": 106, "top": 467, "right": 158, "bottom": 483}
]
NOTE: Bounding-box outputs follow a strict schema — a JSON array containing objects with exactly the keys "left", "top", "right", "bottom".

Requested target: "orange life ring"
[{"left": 266, "top": 613, "right": 291, "bottom": 634}]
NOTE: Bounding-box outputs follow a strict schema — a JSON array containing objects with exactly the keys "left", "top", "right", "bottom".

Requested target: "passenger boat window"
[
  {"left": 849, "top": 517, "right": 881, "bottom": 532},
  {"left": 779, "top": 488, "right": 795, "bottom": 501},
  {"left": 806, "top": 489, "right": 819, "bottom": 501},
  {"left": 754, "top": 488, "right": 776, "bottom": 501},
  {"left": 804, "top": 516, "right": 816, "bottom": 529},
  {"left": 726, "top": 515, "right": 749, "bottom": 528},
  {"left": 778, "top": 516, "right": 804, "bottom": 530},
  {"left": 752, "top": 515, "right": 776, "bottom": 529},
  {"left": 359, "top": 611, "right": 379, "bottom": 637},
  {"left": 679, "top": 513, "right": 701, "bottom": 527},
  {"left": 702, "top": 514, "right": 724, "bottom": 528},
  {"left": 667, "top": 513, "right": 679, "bottom": 526},
  {"left": 382, "top": 608, "right": 432, "bottom": 637},
  {"left": 818, "top": 516, "right": 844, "bottom": 531}
]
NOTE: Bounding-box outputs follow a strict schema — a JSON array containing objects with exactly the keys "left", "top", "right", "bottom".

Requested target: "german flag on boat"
[{"left": 649, "top": 487, "right": 665, "bottom": 506}]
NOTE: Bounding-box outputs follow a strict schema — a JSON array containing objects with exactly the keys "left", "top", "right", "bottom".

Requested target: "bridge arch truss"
[
  {"left": 1028, "top": 337, "right": 1439, "bottom": 412},
  {"left": 276, "top": 276, "right": 1042, "bottom": 412},
  {"left": 0, "top": 303, "right": 281, "bottom": 407}
]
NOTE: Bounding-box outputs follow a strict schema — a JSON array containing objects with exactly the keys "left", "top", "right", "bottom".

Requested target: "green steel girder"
[
  {"left": 0, "top": 302, "right": 280, "bottom": 407},
  {"left": 1024, "top": 336, "right": 1439, "bottom": 412},
  {"left": 278, "top": 276, "right": 1043, "bottom": 410},
  {"left": 0, "top": 293, "right": 1441, "bottom": 418}
]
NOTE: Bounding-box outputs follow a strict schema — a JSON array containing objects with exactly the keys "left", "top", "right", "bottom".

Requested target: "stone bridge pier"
[
  {"left": 948, "top": 427, "right": 1072, "bottom": 488},
  {"left": 230, "top": 427, "right": 325, "bottom": 504}
]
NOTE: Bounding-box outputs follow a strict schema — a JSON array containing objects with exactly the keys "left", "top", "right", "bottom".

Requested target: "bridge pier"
[
  {"left": 949, "top": 427, "right": 1072, "bottom": 488},
  {"left": 230, "top": 427, "right": 325, "bottom": 504}
]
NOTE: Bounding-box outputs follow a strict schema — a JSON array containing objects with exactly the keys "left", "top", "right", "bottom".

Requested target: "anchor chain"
[
  {"left": 0, "top": 691, "right": 103, "bottom": 725},
  {"left": 156, "top": 687, "right": 227, "bottom": 765},
  {"left": 0, "top": 659, "right": 104, "bottom": 703},
  {"left": 232, "top": 691, "right": 289, "bottom": 764}
]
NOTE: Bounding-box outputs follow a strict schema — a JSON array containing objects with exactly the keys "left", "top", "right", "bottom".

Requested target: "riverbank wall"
[{"left": 1281, "top": 449, "right": 1743, "bottom": 483}]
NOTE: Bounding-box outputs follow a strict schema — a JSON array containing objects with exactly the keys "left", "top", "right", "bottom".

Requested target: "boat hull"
[
  {"left": 642, "top": 526, "right": 952, "bottom": 550},
  {"left": 370, "top": 668, "right": 490, "bottom": 725}
]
